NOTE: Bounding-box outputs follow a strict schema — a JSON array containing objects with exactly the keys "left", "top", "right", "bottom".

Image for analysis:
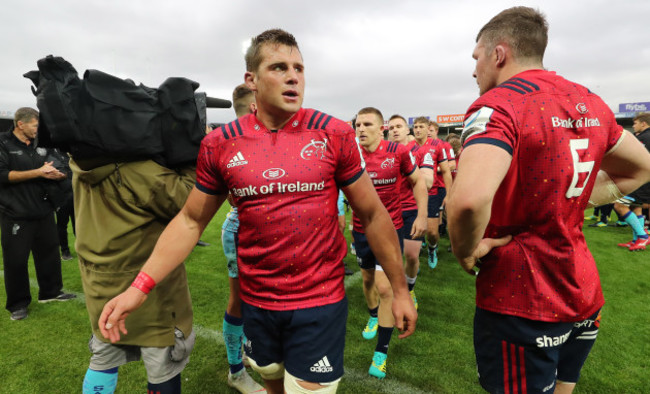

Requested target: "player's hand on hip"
[
  {"left": 98, "top": 286, "right": 148, "bottom": 343},
  {"left": 392, "top": 292, "right": 418, "bottom": 339},
  {"left": 460, "top": 235, "right": 512, "bottom": 276}
]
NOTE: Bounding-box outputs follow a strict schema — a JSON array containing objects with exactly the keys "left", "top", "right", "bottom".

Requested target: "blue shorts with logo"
[
  {"left": 242, "top": 297, "right": 348, "bottom": 383},
  {"left": 352, "top": 228, "right": 404, "bottom": 271},
  {"left": 427, "top": 188, "right": 446, "bottom": 219},
  {"left": 474, "top": 307, "right": 601, "bottom": 393},
  {"left": 402, "top": 209, "right": 424, "bottom": 241}
]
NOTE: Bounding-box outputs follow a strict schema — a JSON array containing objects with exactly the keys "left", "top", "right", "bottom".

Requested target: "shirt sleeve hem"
[
  {"left": 464, "top": 137, "right": 514, "bottom": 155},
  {"left": 338, "top": 168, "right": 364, "bottom": 188},
  {"left": 195, "top": 181, "right": 222, "bottom": 195}
]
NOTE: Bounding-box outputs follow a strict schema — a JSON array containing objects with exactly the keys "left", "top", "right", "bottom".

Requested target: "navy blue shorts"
[
  {"left": 474, "top": 307, "right": 601, "bottom": 393},
  {"left": 402, "top": 209, "right": 424, "bottom": 241},
  {"left": 352, "top": 228, "right": 404, "bottom": 271},
  {"left": 241, "top": 297, "right": 348, "bottom": 383},
  {"left": 427, "top": 188, "right": 446, "bottom": 218}
]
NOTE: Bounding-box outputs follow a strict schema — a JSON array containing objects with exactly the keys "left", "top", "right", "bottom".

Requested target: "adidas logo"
[
  {"left": 226, "top": 152, "right": 248, "bottom": 168},
  {"left": 310, "top": 356, "right": 333, "bottom": 373}
]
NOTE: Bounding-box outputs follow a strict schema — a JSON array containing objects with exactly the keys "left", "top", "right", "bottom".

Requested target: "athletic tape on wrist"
[{"left": 131, "top": 271, "right": 156, "bottom": 294}]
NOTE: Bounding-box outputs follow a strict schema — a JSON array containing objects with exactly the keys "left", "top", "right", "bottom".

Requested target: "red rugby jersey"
[
  {"left": 352, "top": 139, "right": 416, "bottom": 233},
  {"left": 441, "top": 140, "right": 456, "bottom": 179},
  {"left": 196, "top": 108, "right": 364, "bottom": 311},
  {"left": 427, "top": 138, "right": 449, "bottom": 193},
  {"left": 461, "top": 69, "right": 623, "bottom": 322},
  {"left": 399, "top": 141, "right": 435, "bottom": 211}
]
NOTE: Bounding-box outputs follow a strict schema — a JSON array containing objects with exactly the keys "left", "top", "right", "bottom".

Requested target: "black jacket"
[
  {"left": 632, "top": 127, "right": 650, "bottom": 198},
  {"left": 0, "top": 132, "right": 59, "bottom": 219},
  {"left": 636, "top": 127, "right": 650, "bottom": 149}
]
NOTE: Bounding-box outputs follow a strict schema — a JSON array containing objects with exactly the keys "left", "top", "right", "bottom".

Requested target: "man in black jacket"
[
  {"left": 50, "top": 148, "right": 75, "bottom": 260},
  {"left": 0, "top": 107, "right": 76, "bottom": 321}
]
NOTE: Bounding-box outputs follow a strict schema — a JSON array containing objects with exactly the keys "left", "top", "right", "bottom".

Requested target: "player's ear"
[
  {"left": 494, "top": 45, "right": 507, "bottom": 68},
  {"left": 244, "top": 71, "right": 257, "bottom": 92}
]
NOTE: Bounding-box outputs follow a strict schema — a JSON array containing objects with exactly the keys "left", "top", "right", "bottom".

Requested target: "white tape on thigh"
[
  {"left": 246, "top": 356, "right": 284, "bottom": 381},
  {"left": 284, "top": 370, "right": 340, "bottom": 394}
]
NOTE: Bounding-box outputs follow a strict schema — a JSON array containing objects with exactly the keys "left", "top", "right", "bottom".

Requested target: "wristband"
[{"left": 131, "top": 271, "right": 156, "bottom": 294}]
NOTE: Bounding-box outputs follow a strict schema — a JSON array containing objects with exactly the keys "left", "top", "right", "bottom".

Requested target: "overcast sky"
[{"left": 2, "top": 0, "right": 648, "bottom": 124}]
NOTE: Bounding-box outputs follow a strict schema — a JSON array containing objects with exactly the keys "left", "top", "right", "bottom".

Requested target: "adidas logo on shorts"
[
  {"left": 310, "top": 356, "right": 333, "bottom": 373},
  {"left": 227, "top": 152, "right": 248, "bottom": 168}
]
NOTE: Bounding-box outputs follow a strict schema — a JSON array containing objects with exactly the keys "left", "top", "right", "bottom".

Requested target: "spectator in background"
[
  {"left": 50, "top": 148, "right": 75, "bottom": 260},
  {"left": 0, "top": 107, "right": 76, "bottom": 322}
]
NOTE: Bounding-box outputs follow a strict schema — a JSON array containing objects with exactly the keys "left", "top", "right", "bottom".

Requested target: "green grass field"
[{"left": 1, "top": 207, "right": 649, "bottom": 393}]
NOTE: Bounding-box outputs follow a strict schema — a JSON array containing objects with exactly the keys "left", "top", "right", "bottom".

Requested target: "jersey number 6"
[{"left": 566, "top": 138, "right": 595, "bottom": 198}]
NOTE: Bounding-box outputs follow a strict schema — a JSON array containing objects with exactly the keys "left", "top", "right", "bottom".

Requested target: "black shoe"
[
  {"left": 344, "top": 266, "right": 354, "bottom": 276},
  {"left": 196, "top": 240, "right": 211, "bottom": 247},
  {"left": 38, "top": 292, "right": 77, "bottom": 303},
  {"left": 10, "top": 308, "right": 28, "bottom": 321},
  {"left": 61, "top": 251, "right": 73, "bottom": 261}
]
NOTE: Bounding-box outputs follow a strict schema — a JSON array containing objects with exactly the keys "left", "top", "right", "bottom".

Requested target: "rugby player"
[
  {"left": 412, "top": 117, "right": 452, "bottom": 268},
  {"left": 219, "top": 84, "right": 265, "bottom": 393},
  {"left": 447, "top": 7, "right": 650, "bottom": 393},
  {"left": 613, "top": 113, "right": 650, "bottom": 251},
  {"left": 98, "top": 29, "right": 416, "bottom": 394},
  {"left": 354, "top": 108, "right": 427, "bottom": 379},
  {"left": 428, "top": 121, "right": 456, "bottom": 173},
  {"left": 388, "top": 114, "right": 434, "bottom": 309},
  {"left": 428, "top": 121, "right": 456, "bottom": 239}
]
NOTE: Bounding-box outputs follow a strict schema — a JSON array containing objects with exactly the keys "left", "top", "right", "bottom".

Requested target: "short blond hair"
[
  {"left": 358, "top": 107, "right": 384, "bottom": 124},
  {"left": 413, "top": 116, "right": 429, "bottom": 126}
]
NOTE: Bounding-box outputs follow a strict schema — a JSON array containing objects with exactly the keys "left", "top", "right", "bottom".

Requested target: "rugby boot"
[
  {"left": 368, "top": 351, "right": 387, "bottom": 379},
  {"left": 628, "top": 237, "right": 649, "bottom": 251},
  {"left": 362, "top": 316, "right": 378, "bottom": 340}
]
